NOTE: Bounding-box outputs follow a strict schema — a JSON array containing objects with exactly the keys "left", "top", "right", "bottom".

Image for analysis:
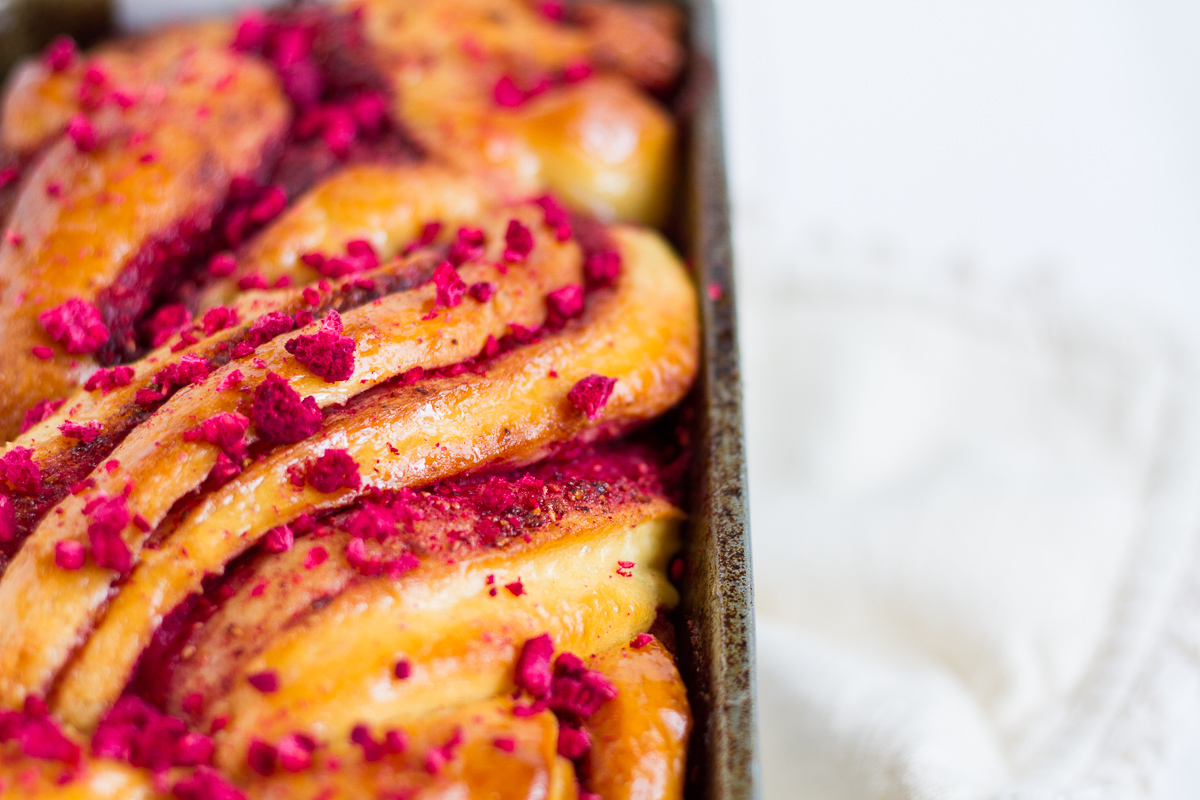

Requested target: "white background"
[{"left": 719, "top": 1, "right": 1200, "bottom": 797}]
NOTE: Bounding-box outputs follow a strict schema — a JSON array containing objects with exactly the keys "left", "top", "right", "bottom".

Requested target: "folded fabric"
[{"left": 743, "top": 273, "right": 1200, "bottom": 799}]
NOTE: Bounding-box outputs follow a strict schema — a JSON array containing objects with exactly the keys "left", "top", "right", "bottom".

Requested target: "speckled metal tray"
[
  {"left": 673, "top": 2, "right": 757, "bottom": 798},
  {"left": 0, "top": 1, "right": 758, "bottom": 796}
]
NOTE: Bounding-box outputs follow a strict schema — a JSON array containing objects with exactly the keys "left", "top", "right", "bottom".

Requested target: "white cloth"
[{"left": 721, "top": 1, "right": 1200, "bottom": 798}]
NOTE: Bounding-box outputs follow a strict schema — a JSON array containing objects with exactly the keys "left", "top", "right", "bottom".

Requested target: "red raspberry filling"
[{"left": 0, "top": 496, "right": 15, "bottom": 544}]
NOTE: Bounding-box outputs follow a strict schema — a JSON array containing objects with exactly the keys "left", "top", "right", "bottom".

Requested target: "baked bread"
[{"left": 0, "top": 2, "right": 696, "bottom": 798}]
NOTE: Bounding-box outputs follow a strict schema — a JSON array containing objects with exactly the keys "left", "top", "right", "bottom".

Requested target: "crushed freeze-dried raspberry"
[
  {"left": 238, "top": 273, "right": 269, "bottom": 290},
  {"left": 147, "top": 304, "right": 192, "bottom": 347},
  {"left": 209, "top": 453, "right": 241, "bottom": 485},
  {"left": 515, "top": 634, "right": 554, "bottom": 698},
  {"left": 208, "top": 252, "right": 237, "bottom": 277},
  {"left": 493, "top": 75, "right": 526, "bottom": 108},
  {"left": 252, "top": 372, "right": 322, "bottom": 444},
  {"left": 505, "top": 579, "right": 525, "bottom": 597},
  {"left": 263, "top": 524, "right": 294, "bottom": 554},
  {"left": 384, "top": 729, "right": 407, "bottom": 755},
  {"left": 31, "top": 346, "right": 53, "bottom": 360},
  {"left": 216, "top": 370, "right": 243, "bottom": 392},
  {"left": 432, "top": 261, "right": 466, "bottom": 308},
  {"left": 284, "top": 310, "right": 355, "bottom": 382},
  {"left": 404, "top": 220, "right": 442, "bottom": 255},
  {"left": 584, "top": 250, "right": 621, "bottom": 287},
  {"left": 20, "top": 398, "right": 65, "bottom": 433},
  {"left": 66, "top": 114, "right": 96, "bottom": 152},
  {"left": 422, "top": 727, "right": 463, "bottom": 775},
  {"left": 468, "top": 281, "right": 495, "bottom": 303},
  {"left": 493, "top": 736, "right": 516, "bottom": 753},
  {"left": 84, "top": 493, "right": 130, "bottom": 572},
  {"left": 563, "top": 58, "right": 594, "bottom": 83},
  {"left": 153, "top": 354, "right": 212, "bottom": 394},
  {"left": 247, "top": 739, "right": 277, "bottom": 776},
  {"left": 248, "top": 671, "right": 278, "bottom": 693},
  {"left": 343, "top": 503, "right": 396, "bottom": 540},
  {"left": 55, "top": 540, "right": 85, "bottom": 570},
  {"left": 93, "top": 696, "right": 215, "bottom": 771},
  {"left": 547, "top": 666, "right": 617, "bottom": 719},
  {"left": 394, "top": 659, "right": 411, "bottom": 680},
  {"left": 350, "top": 725, "right": 385, "bottom": 762},
  {"left": 202, "top": 306, "right": 239, "bottom": 336},
  {"left": 707, "top": 281, "right": 723, "bottom": 300},
  {"left": 1, "top": 447, "right": 40, "bottom": 494},
  {"left": 183, "top": 412, "right": 250, "bottom": 460},
  {"left": 304, "top": 546, "right": 328, "bottom": 569},
  {"left": 60, "top": 420, "right": 101, "bottom": 442},
  {"left": 534, "top": 195, "right": 572, "bottom": 241},
  {"left": 557, "top": 726, "right": 590, "bottom": 759},
  {"left": 546, "top": 284, "right": 584, "bottom": 325},
  {"left": 276, "top": 733, "right": 315, "bottom": 772},
  {"left": 0, "top": 706, "right": 80, "bottom": 765},
  {"left": 306, "top": 448, "right": 361, "bottom": 493},
  {"left": 554, "top": 652, "right": 585, "bottom": 678},
  {"left": 631, "top": 633, "right": 654, "bottom": 649},
  {"left": 43, "top": 35, "right": 78, "bottom": 72},
  {"left": 503, "top": 219, "right": 534, "bottom": 263},
  {"left": 448, "top": 227, "right": 485, "bottom": 266},
  {"left": 233, "top": 311, "right": 296, "bottom": 357},
  {"left": 38, "top": 297, "right": 108, "bottom": 354},
  {"left": 568, "top": 375, "right": 616, "bottom": 419},
  {"left": 84, "top": 365, "right": 134, "bottom": 394},
  {"left": 172, "top": 766, "right": 246, "bottom": 800}
]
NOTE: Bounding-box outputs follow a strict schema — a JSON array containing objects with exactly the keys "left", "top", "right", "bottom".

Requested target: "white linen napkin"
[
  {"left": 741, "top": 267, "right": 1200, "bottom": 799},
  {"left": 723, "top": 0, "right": 1200, "bottom": 796}
]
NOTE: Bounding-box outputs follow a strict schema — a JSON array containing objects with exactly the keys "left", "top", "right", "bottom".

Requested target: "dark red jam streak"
[
  {"left": 126, "top": 438, "right": 686, "bottom": 715},
  {"left": 92, "top": 4, "right": 421, "bottom": 367}
]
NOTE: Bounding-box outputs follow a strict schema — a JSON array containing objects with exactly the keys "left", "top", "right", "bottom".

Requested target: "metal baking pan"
[{"left": 0, "top": 1, "right": 758, "bottom": 797}]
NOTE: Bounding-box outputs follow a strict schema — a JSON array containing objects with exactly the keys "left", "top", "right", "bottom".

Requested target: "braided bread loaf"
[{"left": 0, "top": 3, "right": 696, "bottom": 798}]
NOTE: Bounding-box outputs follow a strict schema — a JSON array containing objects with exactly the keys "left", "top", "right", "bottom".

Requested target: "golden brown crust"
[
  {"left": 585, "top": 638, "right": 691, "bottom": 800},
  {"left": 0, "top": 45, "right": 289, "bottom": 439},
  {"left": 0, "top": 4, "right": 694, "bottom": 797}
]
